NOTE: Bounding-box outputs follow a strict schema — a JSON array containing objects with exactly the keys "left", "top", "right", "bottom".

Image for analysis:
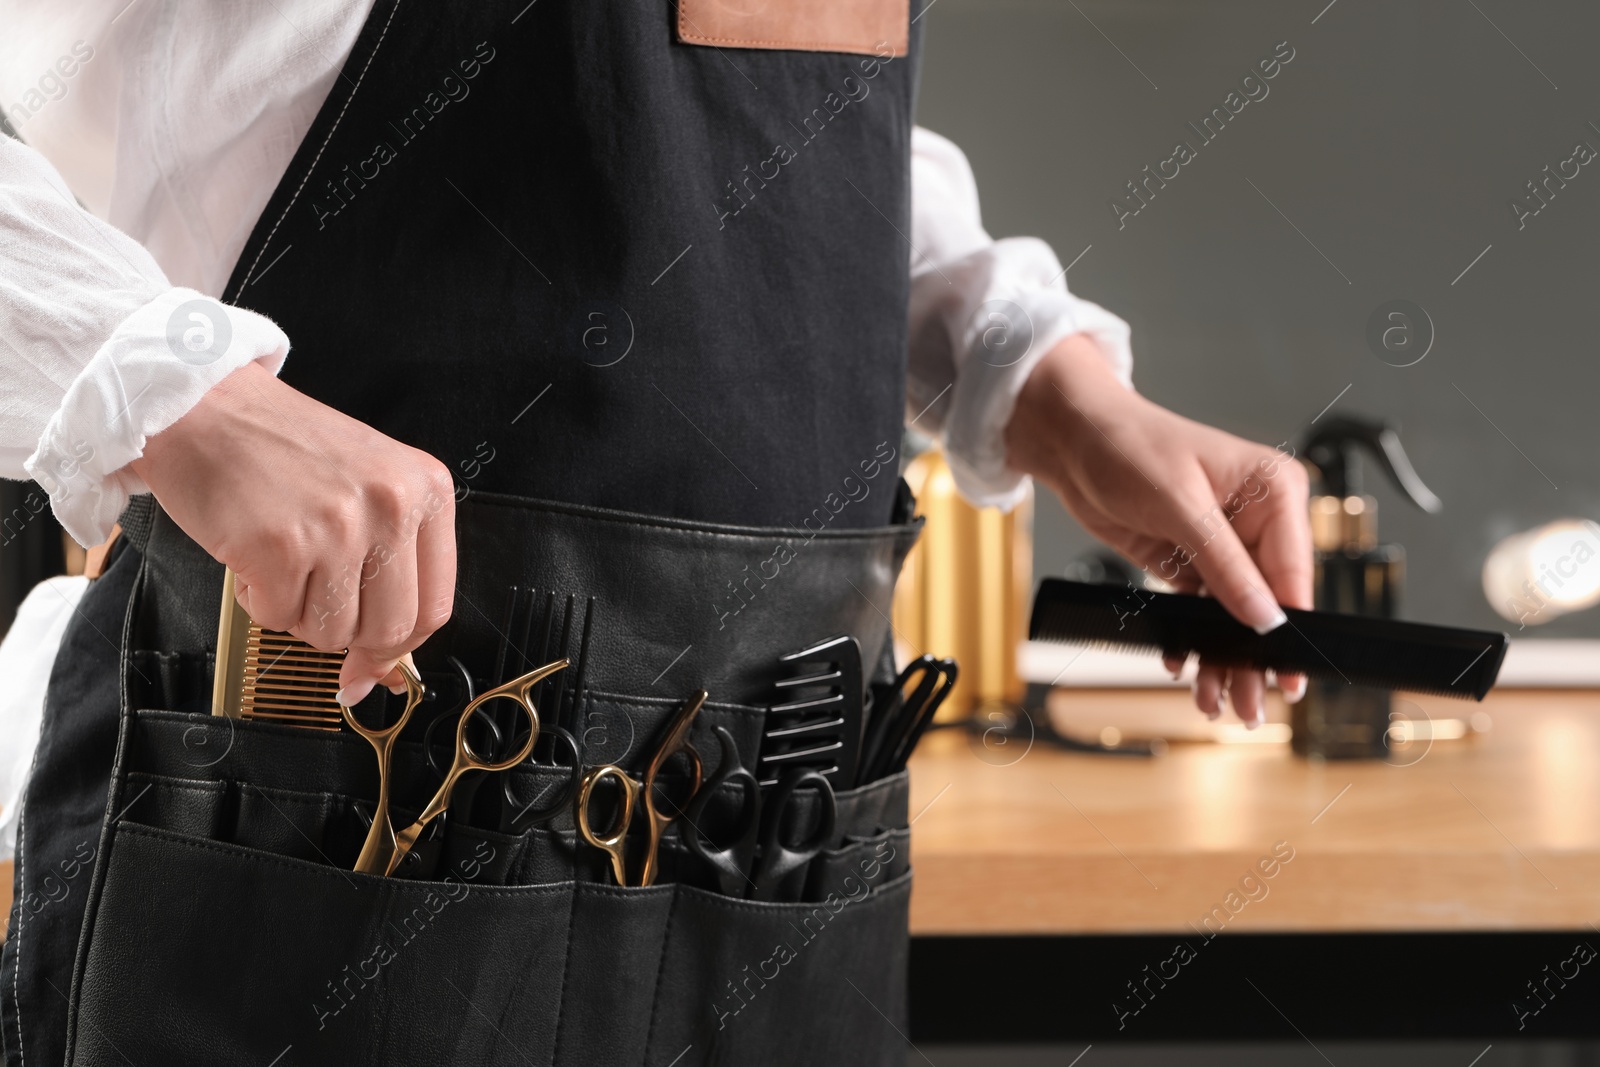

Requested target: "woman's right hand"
[{"left": 128, "top": 361, "right": 457, "bottom": 705}]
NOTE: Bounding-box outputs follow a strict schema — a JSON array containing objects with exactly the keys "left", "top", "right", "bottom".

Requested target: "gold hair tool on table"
[
  {"left": 345, "top": 657, "right": 570, "bottom": 876},
  {"left": 576, "top": 689, "right": 706, "bottom": 887}
]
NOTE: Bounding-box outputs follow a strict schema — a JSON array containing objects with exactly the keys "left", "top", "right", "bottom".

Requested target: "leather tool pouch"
[{"left": 64, "top": 493, "right": 922, "bottom": 1066}]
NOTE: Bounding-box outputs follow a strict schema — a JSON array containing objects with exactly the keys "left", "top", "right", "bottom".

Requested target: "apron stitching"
[
  {"left": 639, "top": 885, "right": 680, "bottom": 1065},
  {"left": 545, "top": 887, "right": 579, "bottom": 1066},
  {"left": 8, "top": 647, "right": 63, "bottom": 1067},
  {"left": 61, "top": 546, "right": 143, "bottom": 1064},
  {"left": 11, "top": 801, "right": 26, "bottom": 1067},
  {"left": 230, "top": 0, "right": 404, "bottom": 295}
]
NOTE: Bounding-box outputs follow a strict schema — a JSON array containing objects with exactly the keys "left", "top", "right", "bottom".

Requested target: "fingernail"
[
  {"left": 1252, "top": 607, "right": 1289, "bottom": 636},
  {"left": 336, "top": 681, "right": 375, "bottom": 708},
  {"left": 1282, "top": 676, "right": 1307, "bottom": 704},
  {"left": 1244, "top": 714, "right": 1260, "bottom": 731}
]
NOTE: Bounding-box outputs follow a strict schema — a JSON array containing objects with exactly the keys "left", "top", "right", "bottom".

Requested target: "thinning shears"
[
  {"left": 344, "top": 657, "right": 569, "bottom": 876},
  {"left": 575, "top": 689, "right": 706, "bottom": 887}
]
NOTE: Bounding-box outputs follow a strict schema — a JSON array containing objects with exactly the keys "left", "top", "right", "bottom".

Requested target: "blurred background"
[
  {"left": 918, "top": 0, "right": 1598, "bottom": 637},
  {"left": 901, "top": 2, "right": 1600, "bottom": 1062}
]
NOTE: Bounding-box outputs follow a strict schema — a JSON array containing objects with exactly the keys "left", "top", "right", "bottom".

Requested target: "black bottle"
[{"left": 1293, "top": 416, "right": 1440, "bottom": 758}]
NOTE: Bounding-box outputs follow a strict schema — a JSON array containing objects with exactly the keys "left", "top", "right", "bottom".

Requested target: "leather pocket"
[
  {"left": 802, "top": 826, "right": 910, "bottom": 901},
  {"left": 677, "top": 0, "right": 909, "bottom": 57},
  {"left": 76, "top": 711, "right": 913, "bottom": 1065},
  {"left": 643, "top": 875, "right": 913, "bottom": 1064},
  {"left": 73, "top": 821, "right": 911, "bottom": 1065},
  {"left": 233, "top": 782, "right": 338, "bottom": 865},
  {"left": 439, "top": 823, "right": 527, "bottom": 886},
  {"left": 831, "top": 768, "right": 909, "bottom": 842},
  {"left": 74, "top": 824, "right": 575, "bottom": 1067},
  {"left": 121, "top": 772, "right": 228, "bottom": 839}
]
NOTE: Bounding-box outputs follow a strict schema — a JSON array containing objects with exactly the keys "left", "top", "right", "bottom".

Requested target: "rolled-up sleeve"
[
  {"left": 0, "top": 133, "right": 290, "bottom": 546},
  {"left": 907, "top": 125, "right": 1133, "bottom": 510}
]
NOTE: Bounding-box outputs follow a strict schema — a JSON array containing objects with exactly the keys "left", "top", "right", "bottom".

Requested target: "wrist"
[
  {"left": 1004, "top": 333, "right": 1136, "bottom": 488},
  {"left": 128, "top": 361, "right": 267, "bottom": 485},
  {"left": 1030, "top": 331, "right": 1129, "bottom": 403}
]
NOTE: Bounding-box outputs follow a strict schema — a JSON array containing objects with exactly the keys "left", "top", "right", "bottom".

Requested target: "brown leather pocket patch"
[{"left": 677, "top": 0, "right": 909, "bottom": 58}]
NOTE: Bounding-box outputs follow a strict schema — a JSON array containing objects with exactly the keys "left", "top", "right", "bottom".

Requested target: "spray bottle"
[{"left": 1294, "top": 416, "right": 1441, "bottom": 758}]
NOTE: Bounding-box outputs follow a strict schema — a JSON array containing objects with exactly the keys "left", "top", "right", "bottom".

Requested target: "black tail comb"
[{"left": 1029, "top": 579, "right": 1508, "bottom": 701}]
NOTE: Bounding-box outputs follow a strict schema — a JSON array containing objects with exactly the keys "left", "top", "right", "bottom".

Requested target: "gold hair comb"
[{"left": 211, "top": 567, "right": 347, "bottom": 728}]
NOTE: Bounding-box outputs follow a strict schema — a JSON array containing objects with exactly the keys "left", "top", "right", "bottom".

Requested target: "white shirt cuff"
[
  {"left": 24, "top": 287, "right": 289, "bottom": 547},
  {"left": 907, "top": 126, "right": 1135, "bottom": 511},
  {"left": 941, "top": 243, "right": 1134, "bottom": 511}
]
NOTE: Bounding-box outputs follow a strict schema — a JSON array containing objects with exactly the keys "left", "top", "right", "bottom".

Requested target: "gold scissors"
[
  {"left": 575, "top": 689, "right": 706, "bottom": 887},
  {"left": 344, "top": 657, "right": 570, "bottom": 876}
]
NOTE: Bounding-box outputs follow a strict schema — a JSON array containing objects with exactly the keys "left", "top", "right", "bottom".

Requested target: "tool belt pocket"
[
  {"left": 73, "top": 818, "right": 579, "bottom": 1066},
  {"left": 73, "top": 706, "right": 578, "bottom": 1065},
  {"left": 69, "top": 706, "right": 915, "bottom": 1066},
  {"left": 71, "top": 820, "right": 911, "bottom": 1066},
  {"left": 803, "top": 825, "right": 912, "bottom": 900},
  {"left": 640, "top": 873, "right": 913, "bottom": 1063}
]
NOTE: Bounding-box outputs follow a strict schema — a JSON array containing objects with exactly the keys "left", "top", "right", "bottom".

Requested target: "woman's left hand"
[{"left": 1004, "top": 333, "right": 1313, "bottom": 727}]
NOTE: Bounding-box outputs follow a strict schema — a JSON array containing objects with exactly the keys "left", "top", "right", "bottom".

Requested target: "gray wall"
[{"left": 917, "top": 0, "right": 1600, "bottom": 635}]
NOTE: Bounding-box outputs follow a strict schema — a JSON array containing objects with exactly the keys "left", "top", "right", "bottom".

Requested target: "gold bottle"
[{"left": 892, "top": 448, "right": 1032, "bottom": 718}]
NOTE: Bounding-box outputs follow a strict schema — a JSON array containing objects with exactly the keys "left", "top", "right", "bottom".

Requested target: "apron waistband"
[
  {"left": 118, "top": 494, "right": 157, "bottom": 554},
  {"left": 125, "top": 486, "right": 922, "bottom": 710}
]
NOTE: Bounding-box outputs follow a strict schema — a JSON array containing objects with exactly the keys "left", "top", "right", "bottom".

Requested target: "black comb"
[
  {"left": 759, "top": 635, "right": 864, "bottom": 788},
  {"left": 1029, "top": 579, "right": 1508, "bottom": 701}
]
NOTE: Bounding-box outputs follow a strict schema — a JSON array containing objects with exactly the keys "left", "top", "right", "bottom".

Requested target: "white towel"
[{"left": 0, "top": 575, "right": 88, "bottom": 860}]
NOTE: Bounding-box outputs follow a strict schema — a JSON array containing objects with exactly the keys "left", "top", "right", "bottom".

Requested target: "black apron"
[{"left": 3, "top": 1, "right": 927, "bottom": 1064}]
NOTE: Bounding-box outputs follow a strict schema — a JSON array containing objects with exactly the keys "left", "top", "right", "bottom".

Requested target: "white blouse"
[{"left": 0, "top": 0, "right": 1133, "bottom": 548}]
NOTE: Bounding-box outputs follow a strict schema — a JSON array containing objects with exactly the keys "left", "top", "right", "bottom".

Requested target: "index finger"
[
  {"left": 1233, "top": 459, "right": 1314, "bottom": 612},
  {"left": 1181, "top": 510, "right": 1287, "bottom": 635}
]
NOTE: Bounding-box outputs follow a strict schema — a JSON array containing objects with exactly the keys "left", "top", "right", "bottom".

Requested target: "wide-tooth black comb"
[
  {"left": 759, "top": 635, "right": 864, "bottom": 787},
  {"left": 1029, "top": 579, "right": 1508, "bottom": 701}
]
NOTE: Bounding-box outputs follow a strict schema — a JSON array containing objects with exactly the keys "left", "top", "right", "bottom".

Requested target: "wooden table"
[
  {"left": 909, "top": 688, "right": 1600, "bottom": 934},
  {"left": 906, "top": 688, "right": 1600, "bottom": 1042}
]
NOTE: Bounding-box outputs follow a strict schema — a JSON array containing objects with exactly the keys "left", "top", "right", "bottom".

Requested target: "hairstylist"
[{"left": 0, "top": 3, "right": 1308, "bottom": 1063}]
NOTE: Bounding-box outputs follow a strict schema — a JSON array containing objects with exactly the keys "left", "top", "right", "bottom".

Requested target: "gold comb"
[{"left": 212, "top": 567, "right": 346, "bottom": 729}]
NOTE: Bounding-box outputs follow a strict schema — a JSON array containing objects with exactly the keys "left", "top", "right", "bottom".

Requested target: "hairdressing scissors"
[
  {"left": 344, "top": 656, "right": 569, "bottom": 876},
  {"left": 860, "top": 655, "right": 959, "bottom": 783},
  {"left": 421, "top": 657, "right": 584, "bottom": 834},
  {"left": 575, "top": 689, "right": 706, "bottom": 887},
  {"left": 683, "top": 725, "right": 837, "bottom": 900}
]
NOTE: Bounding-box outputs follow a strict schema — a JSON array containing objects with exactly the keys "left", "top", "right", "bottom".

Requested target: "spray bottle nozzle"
[{"left": 1301, "top": 415, "right": 1441, "bottom": 513}]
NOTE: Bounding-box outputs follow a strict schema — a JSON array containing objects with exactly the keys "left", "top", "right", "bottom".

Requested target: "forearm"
[{"left": 1003, "top": 332, "right": 1142, "bottom": 495}]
